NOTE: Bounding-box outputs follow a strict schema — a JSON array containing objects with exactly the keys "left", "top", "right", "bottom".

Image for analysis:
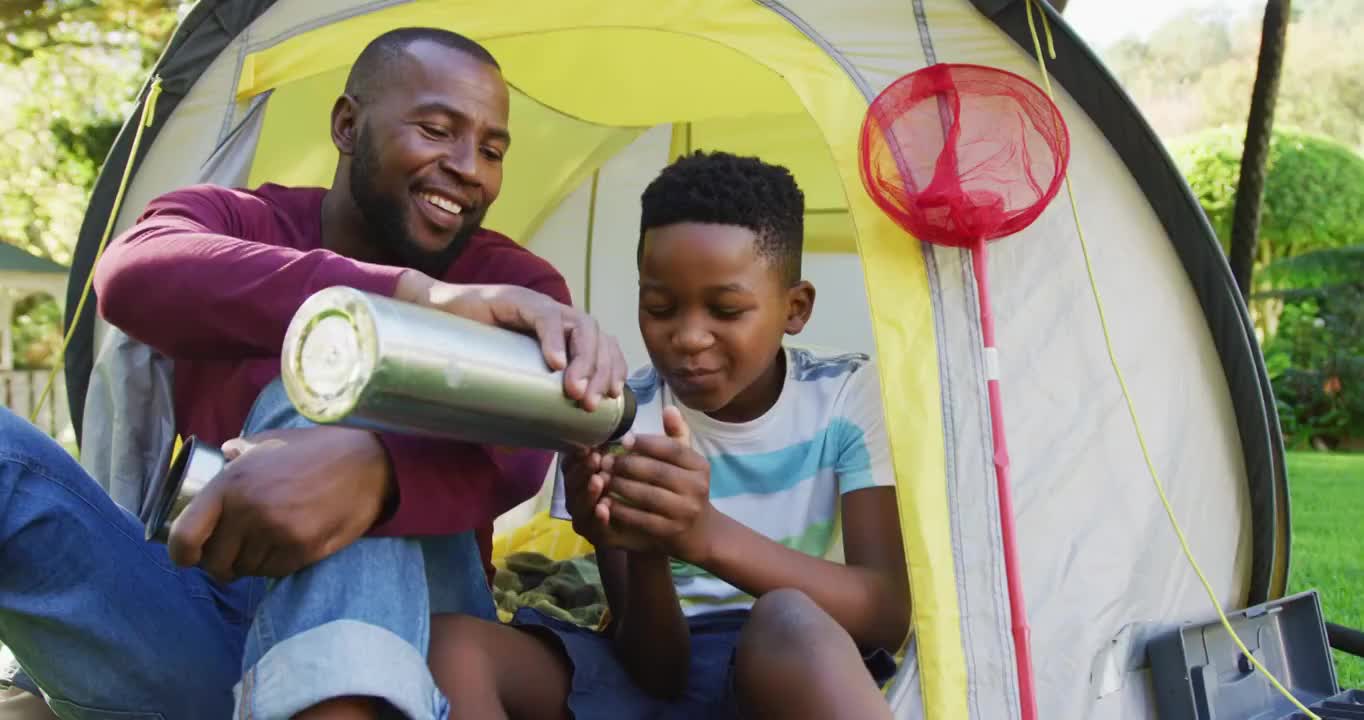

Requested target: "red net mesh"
[{"left": 859, "top": 63, "right": 1070, "bottom": 248}]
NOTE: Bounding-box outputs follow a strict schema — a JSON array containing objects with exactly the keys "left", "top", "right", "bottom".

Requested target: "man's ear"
[
  {"left": 331, "top": 94, "right": 360, "bottom": 155},
  {"left": 785, "top": 280, "right": 816, "bottom": 335}
]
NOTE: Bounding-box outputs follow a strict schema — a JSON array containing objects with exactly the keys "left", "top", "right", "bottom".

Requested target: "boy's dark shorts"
[{"left": 510, "top": 606, "right": 899, "bottom": 719}]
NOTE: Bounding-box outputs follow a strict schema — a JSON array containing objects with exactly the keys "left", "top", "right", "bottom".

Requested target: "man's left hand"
[{"left": 166, "top": 426, "right": 392, "bottom": 583}]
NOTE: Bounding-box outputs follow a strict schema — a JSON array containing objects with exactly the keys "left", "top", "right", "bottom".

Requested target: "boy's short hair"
[{"left": 638, "top": 151, "right": 805, "bottom": 285}]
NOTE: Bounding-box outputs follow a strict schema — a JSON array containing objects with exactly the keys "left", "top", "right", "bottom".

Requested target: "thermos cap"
[
  {"left": 141, "top": 436, "right": 226, "bottom": 543},
  {"left": 283, "top": 289, "right": 380, "bottom": 424},
  {"left": 611, "top": 383, "right": 638, "bottom": 441}
]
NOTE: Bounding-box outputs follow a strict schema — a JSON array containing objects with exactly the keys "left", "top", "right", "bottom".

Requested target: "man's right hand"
[{"left": 395, "top": 271, "right": 627, "bottom": 411}]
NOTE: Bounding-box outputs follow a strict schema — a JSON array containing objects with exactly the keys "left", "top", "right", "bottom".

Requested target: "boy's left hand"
[{"left": 599, "top": 406, "right": 717, "bottom": 565}]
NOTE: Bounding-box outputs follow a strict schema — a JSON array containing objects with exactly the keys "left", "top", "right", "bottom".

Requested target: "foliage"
[
  {"left": 1174, "top": 129, "right": 1364, "bottom": 444},
  {"left": 1265, "top": 285, "right": 1364, "bottom": 446},
  {"left": 1102, "top": 0, "right": 1364, "bottom": 150},
  {"left": 0, "top": 0, "right": 182, "bottom": 66},
  {"left": 0, "top": 0, "right": 188, "bottom": 265},
  {"left": 1, "top": 2, "right": 189, "bottom": 379},
  {"left": 11, "top": 293, "right": 62, "bottom": 369},
  {"left": 1172, "top": 127, "right": 1364, "bottom": 274}
]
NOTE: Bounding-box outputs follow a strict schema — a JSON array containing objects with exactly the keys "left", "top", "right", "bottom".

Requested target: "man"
[{"left": 0, "top": 27, "right": 625, "bottom": 720}]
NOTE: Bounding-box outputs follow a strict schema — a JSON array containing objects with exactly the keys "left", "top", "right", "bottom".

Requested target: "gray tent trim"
[
  {"left": 968, "top": 0, "right": 1288, "bottom": 605},
  {"left": 62, "top": 0, "right": 1287, "bottom": 608}
]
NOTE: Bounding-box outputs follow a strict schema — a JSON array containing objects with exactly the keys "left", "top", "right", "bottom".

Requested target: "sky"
[{"left": 1064, "top": 0, "right": 1265, "bottom": 51}]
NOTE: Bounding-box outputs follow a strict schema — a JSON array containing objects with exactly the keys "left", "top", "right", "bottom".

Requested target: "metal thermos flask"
[
  {"left": 279, "top": 286, "right": 637, "bottom": 450},
  {"left": 139, "top": 286, "right": 635, "bottom": 543}
]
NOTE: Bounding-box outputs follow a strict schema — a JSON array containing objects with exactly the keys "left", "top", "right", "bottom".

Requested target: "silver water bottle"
[{"left": 279, "top": 286, "right": 636, "bottom": 450}]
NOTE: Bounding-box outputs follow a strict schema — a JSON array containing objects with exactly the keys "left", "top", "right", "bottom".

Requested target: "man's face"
[{"left": 346, "top": 41, "right": 510, "bottom": 272}]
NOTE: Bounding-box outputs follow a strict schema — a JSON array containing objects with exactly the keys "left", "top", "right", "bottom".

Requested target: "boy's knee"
[{"left": 741, "top": 589, "right": 838, "bottom": 656}]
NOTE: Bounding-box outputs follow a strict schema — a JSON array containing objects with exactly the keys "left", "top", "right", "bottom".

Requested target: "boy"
[{"left": 429, "top": 151, "right": 911, "bottom": 719}]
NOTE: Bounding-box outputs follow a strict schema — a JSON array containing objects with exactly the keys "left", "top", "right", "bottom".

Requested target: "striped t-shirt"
[{"left": 552, "top": 346, "right": 894, "bottom": 617}]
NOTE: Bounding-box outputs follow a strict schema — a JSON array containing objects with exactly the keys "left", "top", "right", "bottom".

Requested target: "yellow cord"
[
  {"left": 29, "top": 77, "right": 164, "bottom": 431},
  {"left": 1022, "top": 2, "right": 1319, "bottom": 717}
]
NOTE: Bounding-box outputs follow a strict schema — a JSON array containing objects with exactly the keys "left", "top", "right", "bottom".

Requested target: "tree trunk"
[{"left": 1228, "top": 0, "right": 1291, "bottom": 301}]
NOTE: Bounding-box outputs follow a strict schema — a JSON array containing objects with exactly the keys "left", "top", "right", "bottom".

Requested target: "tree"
[
  {"left": 1175, "top": 127, "right": 1364, "bottom": 267},
  {"left": 1, "top": 1, "right": 188, "bottom": 373},
  {"left": 1102, "top": 0, "right": 1364, "bottom": 152},
  {"left": 0, "top": 1, "right": 188, "bottom": 264},
  {"left": 1173, "top": 126, "right": 1364, "bottom": 337},
  {"left": 0, "top": 0, "right": 181, "bottom": 66},
  {"left": 1228, "top": 0, "right": 1292, "bottom": 300},
  {"left": 1258, "top": 250, "right": 1364, "bottom": 448}
]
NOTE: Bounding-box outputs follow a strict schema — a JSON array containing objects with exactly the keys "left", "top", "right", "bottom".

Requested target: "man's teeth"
[{"left": 422, "top": 193, "right": 462, "bottom": 215}]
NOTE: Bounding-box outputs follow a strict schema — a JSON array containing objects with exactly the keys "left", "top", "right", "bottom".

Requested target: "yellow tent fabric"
[{"left": 236, "top": 0, "right": 956, "bottom": 714}]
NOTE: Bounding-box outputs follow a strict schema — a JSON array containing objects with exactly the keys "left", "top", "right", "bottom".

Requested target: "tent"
[{"left": 58, "top": 1, "right": 1290, "bottom": 718}]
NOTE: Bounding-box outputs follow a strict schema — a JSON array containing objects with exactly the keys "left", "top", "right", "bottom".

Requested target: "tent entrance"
[{"left": 230, "top": 3, "right": 957, "bottom": 713}]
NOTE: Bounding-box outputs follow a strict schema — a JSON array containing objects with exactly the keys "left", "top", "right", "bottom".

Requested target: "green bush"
[
  {"left": 1171, "top": 127, "right": 1364, "bottom": 275},
  {"left": 11, "top": 293, "right": 62, "bottom": 369},
  {"left": 1264, "top": 283, "right": 1364, "bottom": 448},
  {"left": 1174, "top": 128, "right": 1364, "bottom": 446}
]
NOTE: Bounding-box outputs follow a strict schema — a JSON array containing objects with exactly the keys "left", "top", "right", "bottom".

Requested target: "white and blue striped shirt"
[{"left": 553, "top": 346, "right": 894, "bottom": 616}]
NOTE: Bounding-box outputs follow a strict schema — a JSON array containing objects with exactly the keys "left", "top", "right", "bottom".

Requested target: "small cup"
[{"left": 141, "top": 436, "right": 225, "bottom": 543}]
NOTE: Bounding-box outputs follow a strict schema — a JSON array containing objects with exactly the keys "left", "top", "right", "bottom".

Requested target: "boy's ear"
[
  {"left": 331, "top": 94, "right": 360, "bottom": 156},
  {"left": 784, "top": 280, "right": 816, "bottom": 335}
]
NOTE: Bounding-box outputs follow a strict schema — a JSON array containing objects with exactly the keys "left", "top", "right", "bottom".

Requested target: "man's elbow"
[{"left": 92, "top": 245, "right": 140, "bottom": 327}]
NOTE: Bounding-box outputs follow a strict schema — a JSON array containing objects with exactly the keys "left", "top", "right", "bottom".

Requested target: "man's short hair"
[
  {"left": 345, "top": 27, "right": 499, "bottom": 101},
  {"left": 639, "top": 151, "right": 805, "bottom": 285}
]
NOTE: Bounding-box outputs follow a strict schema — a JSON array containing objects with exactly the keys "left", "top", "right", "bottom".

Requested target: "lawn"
[{"left": 1286, "top": 450, "right": 1364, "bottom": 691}]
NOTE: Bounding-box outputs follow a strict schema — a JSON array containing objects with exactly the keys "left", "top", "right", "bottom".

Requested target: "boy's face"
[{"left": 638, "top": 222, "right": 814, "bottom": 420}]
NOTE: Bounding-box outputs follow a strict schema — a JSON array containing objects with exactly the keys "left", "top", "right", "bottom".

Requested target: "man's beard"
[{"left": 348, "top": 125, "right": 482, "bottom": 277}]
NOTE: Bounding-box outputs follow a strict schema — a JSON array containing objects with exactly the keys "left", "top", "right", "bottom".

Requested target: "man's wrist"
[{"left": 393, "top": 269, "right": 436, "bottom": 307}]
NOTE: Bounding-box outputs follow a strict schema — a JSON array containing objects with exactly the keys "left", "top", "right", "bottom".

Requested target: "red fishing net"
[{"left": 858, "top": 63, "right": 1070, "bottom": 248}]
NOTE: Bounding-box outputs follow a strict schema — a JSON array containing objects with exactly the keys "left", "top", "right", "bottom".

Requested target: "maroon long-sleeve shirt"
[{"left": 93, "top": 183, "right": 567, "bottom": 548}]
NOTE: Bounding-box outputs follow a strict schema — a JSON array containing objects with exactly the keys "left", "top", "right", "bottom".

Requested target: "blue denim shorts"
[{"left": 510, "top": 606, "right": 898, "bottom": 720}]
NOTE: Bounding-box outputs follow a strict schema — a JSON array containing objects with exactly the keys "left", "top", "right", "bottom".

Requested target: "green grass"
[{"left": 1286, "top": 451, "right": 1364, "bottom": 691}]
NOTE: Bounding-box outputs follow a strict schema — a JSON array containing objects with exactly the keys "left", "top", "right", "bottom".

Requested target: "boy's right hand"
[{"left": 563, "top": 447, "right": 657, "bottom": 552}]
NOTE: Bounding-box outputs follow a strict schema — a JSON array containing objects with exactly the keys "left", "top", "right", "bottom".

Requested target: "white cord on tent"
[{"left": 1021, "top": 2, "right": 1320, "bottom": 718}]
